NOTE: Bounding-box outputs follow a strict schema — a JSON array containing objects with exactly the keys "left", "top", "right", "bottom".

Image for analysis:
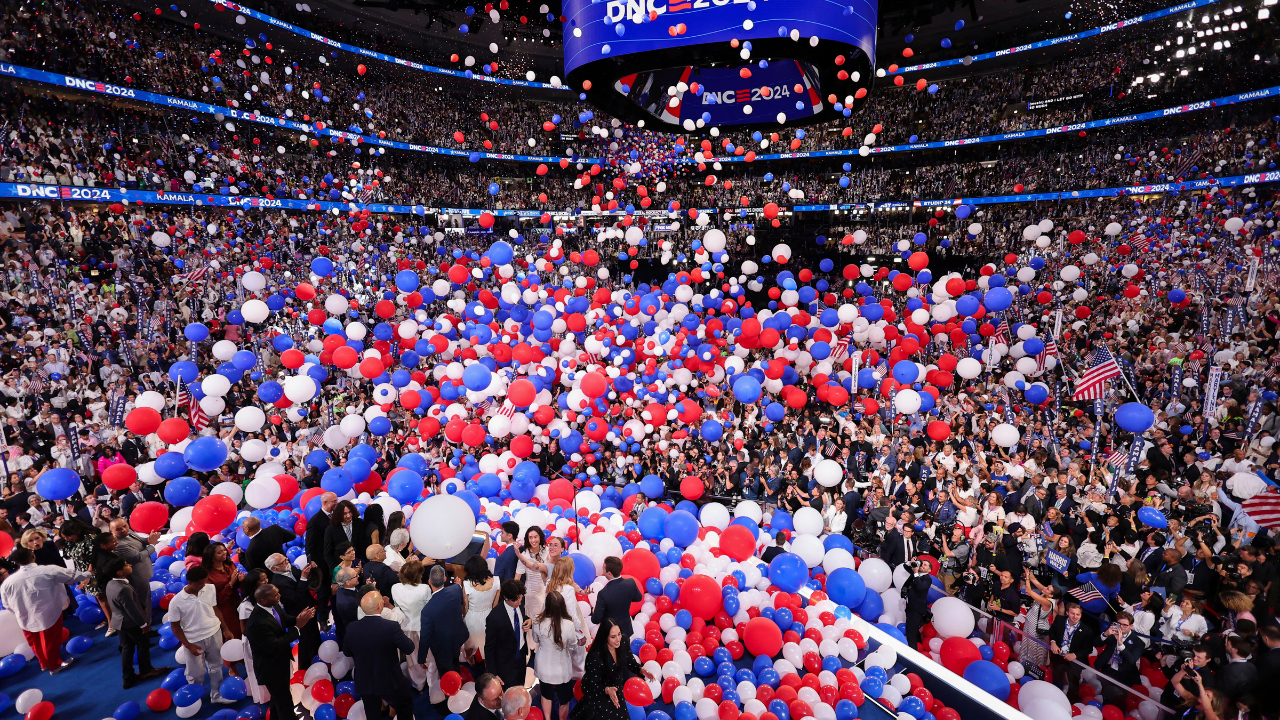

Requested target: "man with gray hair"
[
  {"left": 333, "top": 567, "right": 361, "bottom": 646},
  {"left": 265, "top": 554, "right": 321, "bottom": 665},
  {"left": 364, "top": 544, "right": 398, "bottom": 599},
  {"left": 502, "top": 686, "right": 532, "bottom": 720},
  {"left": 386, "top": 528, "right": 412, "bottom": 572},
  {"left": 418, "top": 564, "right": 467, "bottom": 676},
  {"left": 466, "top": 674, "right": 504, "bottom": 720},
  {"left": 342, "top": 592, "right": 415, "bottom": 720}
]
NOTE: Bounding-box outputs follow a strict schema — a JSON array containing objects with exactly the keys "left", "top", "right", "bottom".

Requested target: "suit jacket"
[
  {"left": 493, "top": 546, "right": 518, "bottom": 585},
  {"left": 244, "top": 604, "right": 300, "bottom": 686},
  {"left": 304, "top": 510, "right": 330, "bottom": 571},
  {"left": 1152, "top": 562, "right": 1188, "bottom": 598},
  {"left": 1023, "top": 495, "right": 1045, "bottom": 522},
  {"left": 1146, "top": 447, "right": 1176, "bottom": 474},
  {"left": 115, "top": 533, "right": 155, "bottom": 582},
  {"left": 484, "top": 601, "right": 528, "bottom": 690},
  {"left": 120, "top": 492, "right": 146, "bottom": 519},
  {"left": 364, "top": 560, "right": 397, "bottom": 599},
  {"left": 465, "top": 696, "right": 502, "bottom": 720},
  {"left": 1253, "top": 647, "right": 1280, "bottom": 713},
  {"left": 324, "top": 522, "right": 367, "bottom": 573},
  {"left": 334, "top": 587, "right": 360, "bottom": 638},
  {"left": 878, "top": 530, "right": 914, "bottom": 568},
  {"left": 590, "top": 577, "right": 641, "bottom": 637},
  {"left": 244, "top": 526, "right": 296, "bottom": 573},
  {"left": 1096, "top": 632, "right": 1143, "bottom": 684},
  {"left": 105, "top": 578, "right": 147, "bottom": 630},
  {"left": 760, "top": 546, "right": 784, "bottom": 565},
  {"left": 1138, "top": 545, "right": 1165, "bottom": 576},
  {"left": 341, "top": 615, "right": 415, "bottom": 698},
  {"left": 1220, "top": 660, "right": 1259, "bottom": 701},
  {"left": 1048, "top": 616, "right": 1097, "bottom": 658},
  {"left": 417, "top": 584, "right": 467, "bottom": 664},
  {"left": 271, "top": 569, "right": 315, "bottom": 616}
]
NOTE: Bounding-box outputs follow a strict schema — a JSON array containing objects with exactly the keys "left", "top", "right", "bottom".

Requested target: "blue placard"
[{"left": 1045, "top": 549, "right": 1071, "bottom": 576}]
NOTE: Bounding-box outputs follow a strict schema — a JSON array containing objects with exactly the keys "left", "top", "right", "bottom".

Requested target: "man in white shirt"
[
  {"left": 164, "top": 567, "right": 234, "bottom": 705},
  {"left": 0, "top": 547, "right": 87, "bottom": 673}
]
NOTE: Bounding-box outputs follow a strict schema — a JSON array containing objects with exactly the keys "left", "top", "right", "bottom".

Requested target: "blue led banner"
[
  {"left": 4, "top": 170, "right": 1276, "bottom": 216},
  {"left": 205, "top": 0, "right": 570, "bottom": 91},
  {"left": 691, "top": 84, "right": 1280, "bottom": 163},
  {"left": 563, "top": 0, "right": 877, "bottom": 130},
  {"left": 890, "top": 0, "right": 1221, "bottom": 75},
  {"left": 0, "top": 62, "right": 598, "bottom": 165}
]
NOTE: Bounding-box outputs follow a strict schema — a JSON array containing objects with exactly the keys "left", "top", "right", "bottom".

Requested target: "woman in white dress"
[
  {"left": 532, "top": 592, "right": 583, "bottom": 720},
  {"left": 546, "top": 557, "right": 587, "bottom": 678},
  {"left": 461, "top": 555, "right": 499, "bottom": 663},
  {"left": 236, "top": 570, "right": 271, "bottom": 704},
  {"left": 390, "top": 559, "right": 433, "bottom": 691},
  {"left": 515, "top": 527, "right": 550, "bottom": 623}
]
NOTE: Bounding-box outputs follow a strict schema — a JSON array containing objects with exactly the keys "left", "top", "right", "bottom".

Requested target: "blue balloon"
[
  {"left": 231, "top": 350, "right": 258, "bottom": 370},
  {"left": 638, "top": 507, "right": 668, "bottom": 540},
  {"left": 640, "top": 474, "right": 665, "bottom": 498},
  {"left": 113, "top": 702, "right": 142, "bottom": 720},
  {"left": 1115, "top": 402, "right": 1155, "bottom": 433},
  {"left": 321, "top": 467, "right": 355, "bottom": 496},
  {"left": 825, "top": 567, "right": 866, "bottom": 609},
  {"left": 462, "top": 363, "right": 492, "bottom": 391},
  {"left": 700, "top": 419, "right": 723, "bottom": 442},
  {"left": 164, "top": 476, "right": 202, "bottom": 507},
  {"left": 36, "top": 468, "right": 81, "bottom": 501},
  {"left": 569, "top": 553, "right": 597, "bottom": 587},
  {"left": 184, "top": 323, "right": 210, "bottom": 342},
  {"left": 387, "top": 470, "right": 425, "bottom": 504},
  {"left": 219, "top": 676, "right": 248, "bottom": 701},
  {"left": 1137, "top": 506, "right": 1169, "bottom": 529},
  {"left": 173, "top": 683, "right": 206, "bottom": 707},
  {"left": 183, "top": 436, "right": 228, "bottom": 472},
  {"left": 663, "top": 510, "right": 699, "bottom": 547},
  {"left": 892, "top": 360, "right": 919, "bottom": 384},
  {"left": 860, "top": 676, "right": 883, "bottom": 699},
  {"left": 395, "top": 270, "right": 420, "bottom": 292},
  {"left": 963, "top": 660, "right": 1011, "bottom": 700},
  {"left": 767, "top": 553, "right": 808, "bottom": 593},
  {"left": 0, "top": 654, "right": 23, "bottom": 678},
  {"left": 856, "top": 589, "right": 884, "bottom": 620},
  {"left": 984, "top": 287, "right": 1014, "bottom": 312},
  {"left": 65, "top": 635, "right": 93, "bottom": 654},
  {"left": 732, "top": 375, "right": 762, "bottom": 403}
]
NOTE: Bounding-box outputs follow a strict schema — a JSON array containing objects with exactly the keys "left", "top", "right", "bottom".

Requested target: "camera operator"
[
  {"left": 1169, "top": 486, "right": 1214, "bottom": 524},
  {"left": 938, "top": 526, "right": 970, "bottom": 595},
  {"left": 903, "top": 559, "right": 934, "bottom": 648}
]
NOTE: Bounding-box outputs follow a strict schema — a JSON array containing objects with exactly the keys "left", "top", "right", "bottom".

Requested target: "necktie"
[
  {"left": 512, "top": 607, "right": 521, "bottom": 652},
  {"left": 1064, "top": 623, "right": 1076, "bottom": 649},
  {"left": 271, "top": 606, "right": 281, "bottom": 625},
  {"left": 344, "top": 524, "right": 352, "bottom": 541}
]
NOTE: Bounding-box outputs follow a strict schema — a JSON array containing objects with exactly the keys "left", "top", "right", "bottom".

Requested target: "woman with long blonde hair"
[{"left": 546, "top": 556, "right": 587, "bottom": 678}]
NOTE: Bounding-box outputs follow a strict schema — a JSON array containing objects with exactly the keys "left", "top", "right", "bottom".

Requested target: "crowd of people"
[{"left": 0, "top": 2, "right": 1275, "bottom": 720}]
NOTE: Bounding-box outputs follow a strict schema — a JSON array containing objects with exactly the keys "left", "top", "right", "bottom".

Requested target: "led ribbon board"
[{"left": 563, "top": 0, "right": 876, "bottom": 132}]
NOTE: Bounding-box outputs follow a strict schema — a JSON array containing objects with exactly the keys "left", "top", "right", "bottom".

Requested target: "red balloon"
[
  {"left": 623, "top": 677, "right": 653, "bottom": 706},
  {"left": 275, "top": 475, "right": 300, "bottom": 503},
  {"left": 146, "top": 689, "right": 172, "bottom": 711},
  {"left": 935, "top": 709, "right": 960, "bottom": 720},
  {"left": 622, "top": 549, "right": 661, "bottom": 586},
  {"left": 125, "top": 407, "right": 162, "bottom": 436},
  {"left": 743, "top": 616, "right": 783, "bottom": 658},
  {"left": 102, "top": 463, "right": 137, "bottom": 490},
  {"left": 129, "top": 502, "right": 170, "bottom": 533},
  {"left": 359, "top": 357, "right": 384, "bottom": 379},
  {"left": 156, "top": 418, "right": 190, "bottom": 444},
  {"left": 719, "top": 524, "right": 755, "bottom": 562},
  {"left": 191, "top": 494, "right": 238, "bottom": 533},
  {"left": 939, "top": 637, "right": 980, "bottom": 675},
  {"left": 25, "top": 701, "right": 54, "bottom": 720},
  {"left": 441, "top": 671, "right": 463, "bottom": 696},
  {"left": 332, "top": 346, "right": 358, "bottom": 369},
  {"left": 926, "top": 421, "right": 951, "bottom": 442},
  {"left": 580, "top": 372, "right": 608, "bottom": 398},
  {"left": 681, "top": 476, "right": 705, "bottom": 501},
  {"left": 681, "top": 574, "right": 723, "bottom": 621},
  {"left": 1101, "top": 706, "right": 1124, "bottom": 720},
  {"left": 509, "top": 378, "right": 537, "bottom": 407},
  {"left": 335, "top": 694, "right": 356, "bottom": 718}
]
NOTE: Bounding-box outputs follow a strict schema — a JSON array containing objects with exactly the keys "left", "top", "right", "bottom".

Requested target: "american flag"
[
  {"left": 174, "top": 378, "right": 210, "bottom": 431},
  {"left": 832, "top": 336, "right": 852, "bottom": 362},
  {"left": 27, "top": 368, "right": 48, "bottom": 394},
  {"left": 497, "top": 401, "right": 517, "bottom": 419},
  {"left": 1072, "top": 346, "right": 1122, "bottom": 401},
  {"left": 474, "top": 398, "right": 494, "bottom": 415},
  {"left": 1035, "top": 338, "right": 1059, "bottom": 374},
  {"left": 175, "top": 267, "right": 210, "bottom": 283},
  {"left": 1106, "top": 449, "right": 1128, "bottom": 468},
  {"left": 1131, "top": 235, "right": 1150, "bottom": 253},
  {"left": 1068, "top": 581, "right": 1105, "bottom": 606},
  {"left": 993, "top": 319, "right": 1011, "bottom": 347},
  {"left": 1241, "top": 489, "right": 1280, "bottom": 531}
]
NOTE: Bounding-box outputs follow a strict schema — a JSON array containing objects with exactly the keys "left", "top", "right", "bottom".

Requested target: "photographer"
[
  {"left": 1163, "top": 644, "right": 1219, "bottom": 708},
  {"left": 903, "top": 559, "right": 934, "bottom": 648},
  {"left": 1097, "top": 612, "right": 1144, "bottom": 703},
  {"left": 942, "top": 520, "right": 967, "bottom": 594},
  {"left": 986, "top": 569, "right": 1020, "bottom": 622}
]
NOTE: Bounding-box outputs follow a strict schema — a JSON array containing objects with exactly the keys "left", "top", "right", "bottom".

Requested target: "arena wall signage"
[
  {"left": 562, "top": 0, "right": 877, "bottom": 131},
  {"left": 5, "top": 171, "right": 1275, "bottom": 216}
]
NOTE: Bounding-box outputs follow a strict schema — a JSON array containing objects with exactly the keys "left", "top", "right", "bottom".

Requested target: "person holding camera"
[
  {"left": 986, "top": 569, "right": 1020, "bottom": 623},
  {"left": 1097, "top": 612, "right": 1144, "bottom": 703},
  {"left": 903, "top": 559, "right": 934, "bottom": 649},
  {"left": 938, "top": 526, "right": 970, "bottom": 595}
]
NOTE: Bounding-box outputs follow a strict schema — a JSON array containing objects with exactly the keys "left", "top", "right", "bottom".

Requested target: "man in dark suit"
[
  {"left": 1151, "top": 548, "right": 1189, "bottom": 598},
  {"left": 878, "top": 521, "right": 919, "bottom": 568},
  {"left": 1137, "top": 533, "right": 1167, "bottom": 575},
  {"left": 902, "top": 561, "right": 933, "bottom": 649},
  {"left": 342, "top": 591, "right": 415, "bottom": 720},
  {"left": 590, "top": 556, "right": 642, "bottom": 649},
  {"left": 363, "top": 545, "right": 398, "bottom": 599},
  {"left": 1221, "top": 636, "right": 1259, "bottom": 701},
  {"left": 492, "top": 522, "right": 520, "bottom": 585},
  {"left": 1146, "top": 439, "right": 1176, "bottom": 475},
  {"left": 333, "top": 568, "right": 361, "bottom": 646},
  {"left": 1023, "top": 487, "right": 1047, "bottom": 523},
  {"left": 760, "top": 533, "right": 787, "bottom": 565},
  {"left": 242, "top": 517, "right": 296, "bottom": 573},
  {"left": 1049, "top": 603, "right": 1097, "bottom": 701},
  {"left": 305, "top": 492, "right": 338, "bottom": 624},
  {"left": 1254, "top": 625, "right": 1280, "bottom": 714},
  {"left": 418, "top": 565, "right": 467, "bottom": 675},
  {"left": 484, "top": 580, "right": 528, "bottom": 690},
  {"left": 120, "top": 481, "right": 147, "bottom": 519},
  {"left": 265, "top": 554, "right": 321, "bottom": 667},
  {"left": 323, "top": 501, "right": 367, "bottom": 573},
  {"left": 1048, "top": 484, "right": 1077, "bottom": 515},
  {"left": 1096, "top": 613, "right": 1143, "bottom": 703},
  {"left": 466, "top": 674, "right": 504, "bottom": 720},
  {"left": 245, "top": 584, "right": 316, "bottom": 720}
]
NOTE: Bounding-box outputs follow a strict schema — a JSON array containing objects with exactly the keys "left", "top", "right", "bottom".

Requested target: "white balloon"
[
  {"left": 221, "top": 638, "right": 245, "bottom": 662},
  {"left": 814, "top": 459, "right": 843, "bottom": 487},
  {"left": 212, "top": 340, "right": 238, "bottom": 361},
  {"left": 793, "top": 507, "right": 824, "bottom": 536},
  {"left": 176, "top": 699, "right": 202, "bottom": 718},
  {"left": 858, "top": 558, "right": 893, "bottom": 593},
  {"left": 242, "top": 270, "right": 267, "bottom": 291},
  {"left": 235, "top": 406, "right": 266, "bottom": 432},
  {"left": 15, "top": 689, "right": 42, "bottom": 714},
  {"left": 284, "top": 376, "right": 318, "bottom": 403},
  {"left": 930, "top": 596, "right": 976, "bottom": 638},
  {"left": 245, "top": 478, "right": 282, "bottom": 509},
  {"left": 211, "top": 481, "right": 243, "bottom": 505},
  {"left": 894, "top": 389, "right": 921, "bottom": 415},
  {"left": 990, "top": 423, "right": 1021, "bottom": 447},
  {"left": 790, "top": 534, "right": 825, "bottom": 567},
  {"left": 409, "top": 494, "right": 477, "bottom": 559},
  {"left": 136, "top": 391, "right": 167, "bottom": 410},
  {"left": 241, "top": 299, "right": 269, "bottom": 323}
]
